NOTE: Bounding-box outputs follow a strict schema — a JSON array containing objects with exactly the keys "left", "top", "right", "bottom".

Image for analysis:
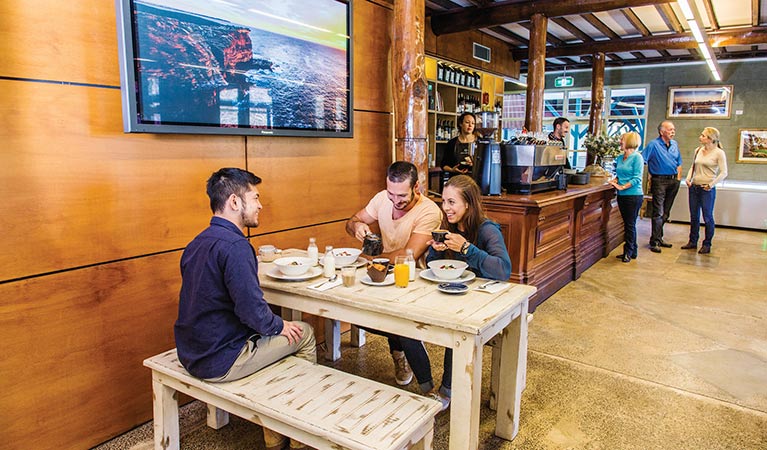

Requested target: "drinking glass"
[
  {"left": 341, "top": 266, "right": 356, "bottom": 287},
  {"left": 394, "top": 256, "right": 409, "bottom": 288}
]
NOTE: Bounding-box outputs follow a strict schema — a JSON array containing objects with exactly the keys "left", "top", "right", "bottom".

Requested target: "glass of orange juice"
[{"left": 394, "top": 256, "right": 409, "bottom": 288}]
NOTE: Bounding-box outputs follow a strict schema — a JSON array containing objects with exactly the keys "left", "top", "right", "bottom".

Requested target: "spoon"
[
  {"left": 478, "top": 280, "right": 500, "bottom": 290},
  {"left": 313, "top": 273, "right": 338, "bottom": 289}
]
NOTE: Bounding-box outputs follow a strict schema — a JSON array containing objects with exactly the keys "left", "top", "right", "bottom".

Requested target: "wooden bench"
[{"left": 144, "top": 349, "right": 442, "bottom": 450}]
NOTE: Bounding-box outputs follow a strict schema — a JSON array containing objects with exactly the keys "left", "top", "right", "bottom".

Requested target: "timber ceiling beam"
[
  {"left": 511, "top": 26, "right": 767, "bottom": 59},
  {"left": 430, "top": 0, "right": 672, "bottom": 35}
]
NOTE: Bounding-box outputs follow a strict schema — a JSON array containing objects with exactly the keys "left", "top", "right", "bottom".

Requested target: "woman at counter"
[
  {"left": 609, "top": 132, "right": 644, "bottom": 263},
  {"left": 397, "top": 175, "right": 511, "bottom": 410},
  {"left": 681, "top": 127, "right": 728, "bottom": 254},
  {"left": 440, "top": 112, "right": 477, "bottom": 177}
]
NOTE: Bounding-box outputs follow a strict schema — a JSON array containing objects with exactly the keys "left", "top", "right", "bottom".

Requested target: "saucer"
[
  {"left": 437, "top": 282, "right": 469, "bottom": 295},
  {"left": 265, "top": 266, "right": 323, "bottom": 281},
  {"left": 419, "top": 269, "right": 476, "bottom": 284},
  {"left": 360, "top": 274, "right": 395, "bottom": 286}
]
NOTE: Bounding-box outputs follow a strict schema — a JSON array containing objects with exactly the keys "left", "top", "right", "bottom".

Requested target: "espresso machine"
[
  {"left": 500, "top": 137, "right": 567, "bottom": 194},
  {"left": 472, "top": 111, "right": 502, "bottom": 196}
]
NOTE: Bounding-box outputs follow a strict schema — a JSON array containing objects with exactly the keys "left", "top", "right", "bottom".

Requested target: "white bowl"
[
  {"left": 331, "top": 247, "right": 362, "bottom": 266},
  {"left": 427, "top": 259, "right": 469, "bottom": 280},
  {"left": 273, "top": 257, "right": 314, "bottom": 276}
]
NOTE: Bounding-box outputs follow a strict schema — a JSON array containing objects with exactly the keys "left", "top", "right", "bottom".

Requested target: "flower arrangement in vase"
[{"left": 582, "top": 132, "right": 621, "bottom": 177}]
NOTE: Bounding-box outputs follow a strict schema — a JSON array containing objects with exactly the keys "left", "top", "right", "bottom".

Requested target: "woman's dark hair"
[
  {"left": 442, "top": 175, "right": 486, "bottom": 245},
  {"left": 206, "top": 168, "right": 261, "bottom": 213},
  {"left": 457, "top": 112, "right": 476, "bottom": 127},
  {"left": 387, "top": 161, "right": 418, "bottom": 188}
]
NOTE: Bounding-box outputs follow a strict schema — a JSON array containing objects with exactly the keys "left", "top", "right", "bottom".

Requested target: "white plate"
[
  {"left": 266, "top": 266, "right": 323, "bottom": 281},
  {"left": 319, "top": 255, "right": 368, "bottom": 269},
  {"left": 437, "top": 282, "right": 469, "bottom": 295},
  {"left": 419, "top": 269, "right": 476, "bottom": 284},
  {"left": 360, "top": 273, "right": 395, "bottom": 286}
]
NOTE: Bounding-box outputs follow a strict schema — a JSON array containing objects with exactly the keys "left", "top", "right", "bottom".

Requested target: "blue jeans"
[
  {"left": 617, "top": 195, "right": 643, "bottom": 258},
  {"left": 398, "top": 336, "right": 452, "bottom": 396},
  {"left": 650, "top": 176, "right": 680, "bottom": 245},
  {"left": 688, "top": 185, "right": 717, "bottom": 246}
]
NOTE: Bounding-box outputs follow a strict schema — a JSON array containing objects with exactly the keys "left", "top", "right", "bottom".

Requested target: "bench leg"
[
  {"left": 350, "top": 325, "right": 366, "bottom": 347},
  {"left": 324, "top": 319, "right": 341, "bottom": 361},
  {"left": 206, "top": 403, "right": 229, "bottom": 430},
  {"left": 152, "top": 375, "right": 180, "bottom": 450}
]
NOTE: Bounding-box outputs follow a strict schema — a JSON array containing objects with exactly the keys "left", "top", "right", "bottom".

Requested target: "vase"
[{"left": 601, "top": 156, "right": 616, "bottom": 176}]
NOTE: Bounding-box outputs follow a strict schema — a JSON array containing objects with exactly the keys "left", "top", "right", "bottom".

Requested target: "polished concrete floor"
[{"left": 95, "top": 221, "right": 767, "bottom": 450}]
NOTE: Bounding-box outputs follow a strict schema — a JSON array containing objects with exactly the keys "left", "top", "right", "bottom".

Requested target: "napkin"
[
  {"left": 307, "top": 277, "right": 343, "bottom": 291},
  {"left": 474, "top": 281, "right": 510, "bottom": 294}
]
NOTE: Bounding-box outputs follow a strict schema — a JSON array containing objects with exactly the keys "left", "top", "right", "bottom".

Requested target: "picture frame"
[
  {"left": 667, "top": 85, "right": 733, "bottom": 119},
  {"left": 737, "top": 129, "right": 767, "bottom": 163}
]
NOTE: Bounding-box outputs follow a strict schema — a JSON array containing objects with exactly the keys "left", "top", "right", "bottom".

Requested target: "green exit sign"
[{"left": 554, "top": 76, "right": 574, "bottom": 88}]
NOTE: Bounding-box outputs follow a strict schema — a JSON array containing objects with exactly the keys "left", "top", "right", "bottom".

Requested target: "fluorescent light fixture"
[
  {"left": 675, "top": 0, "right": 721, "bottom": 81},
  {"left": 677, "top": 0, "right": 695, "bottom": 20}
]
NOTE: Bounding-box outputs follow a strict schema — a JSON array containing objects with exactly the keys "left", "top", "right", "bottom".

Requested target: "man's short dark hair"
[
  {"left": 553, "top": 117, "right": 570, "bottom": 129},
  {"left": 387, "top": 161, "right": 418, "bottom": 189},
  {"left": 206, "top": 168, "right": 262, "bottom": 213}
]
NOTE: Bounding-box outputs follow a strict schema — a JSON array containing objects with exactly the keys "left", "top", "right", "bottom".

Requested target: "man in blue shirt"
[
  {"left": 641, "top": 121, "right": 683, "bottom": 253},
  {"left": 175, "top": 168, "right": 315, "bottom": 450}
]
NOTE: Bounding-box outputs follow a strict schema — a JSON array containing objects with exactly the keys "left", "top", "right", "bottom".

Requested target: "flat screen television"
[{"left": 115, "top": 0, "right": 352, "bottom": 137}]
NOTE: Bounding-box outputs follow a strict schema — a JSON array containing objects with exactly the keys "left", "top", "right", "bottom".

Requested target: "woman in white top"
[{"left": 681, "top": 127, "right": 728, "bottom": 254}]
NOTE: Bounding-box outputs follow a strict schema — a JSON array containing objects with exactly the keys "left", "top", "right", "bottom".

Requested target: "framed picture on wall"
[
  {"left": 737, "top": 129, "right": 767, "bottom": 163},
  {"left": 667, "top": 85, "right": 733, "bottom": 119}
]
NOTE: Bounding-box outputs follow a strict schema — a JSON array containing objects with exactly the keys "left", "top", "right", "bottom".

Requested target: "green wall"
[{"left": 541, "top": 60, "right": 767, "bottom": 182}]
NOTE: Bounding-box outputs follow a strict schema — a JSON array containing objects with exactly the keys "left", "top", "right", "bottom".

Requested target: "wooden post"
[
  {"left": 587, "top": 52, "right": 606, "bottom": 165},
  {"left": 524, "top": 13, "right": 548, "bottom": 133},
  {"left": 392, "top": 0, "right": 429, "bottom": 192}
]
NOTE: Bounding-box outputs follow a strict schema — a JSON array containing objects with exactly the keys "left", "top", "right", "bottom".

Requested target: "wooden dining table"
[{"left": 259, "top": 250, "right": 536, "bottom": 450}]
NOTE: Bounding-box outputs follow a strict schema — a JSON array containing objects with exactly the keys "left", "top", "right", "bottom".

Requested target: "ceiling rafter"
[
  {"left": 430, "top": 0, "right": 672, "bottom": 35},
  {"left": 552, "top": 17, "right": 595, "bottom": 42},
  {"left": 583, "top": 13, "right": 621, "bottom": 39},
  {"left": 622, "top": 8, "right": 651, "bottom": 35},
  {"left": 487, "top": 25, "right": 530, "bottom": 47},
  {"left": 655, "top": 4, "right": 685, "bottom": 33},
  {"left": 753, "top": 0, "right": 760, "bottom": 27},
  {"left": 518, "top": 20, "right": 565, "bottom": 46},
  {"left": 702, "top": 0, "right": 720, "bottom": 30},
  {"left": 511, "top": 26, "right": 767, "bottom": 59}
]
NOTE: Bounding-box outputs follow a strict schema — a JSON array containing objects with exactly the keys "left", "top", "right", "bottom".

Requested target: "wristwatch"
[{"left": 460, "top": 242, "right": 470, "bottom": 255}]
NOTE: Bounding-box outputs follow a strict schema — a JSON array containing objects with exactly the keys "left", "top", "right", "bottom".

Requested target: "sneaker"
[
  {"left": 427, "top": 391, "right": 451, "bottom": 412},
  {"left": 391, "top": 351, "right": 413, "bottom": 385}
]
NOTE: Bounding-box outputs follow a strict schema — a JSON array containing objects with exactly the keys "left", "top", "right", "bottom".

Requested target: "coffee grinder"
[{"left": 472, "top": 111, "right": 502, "bottom": 195}]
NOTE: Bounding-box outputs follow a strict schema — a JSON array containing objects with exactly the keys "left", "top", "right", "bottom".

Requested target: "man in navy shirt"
[
  {"left": 175, "top": 168, "right": 315, "bottom": 450},
  {"left": 641, "top": 121, "right": 683, "bottom": 253}
]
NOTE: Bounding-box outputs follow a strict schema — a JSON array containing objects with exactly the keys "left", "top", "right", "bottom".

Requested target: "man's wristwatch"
[{"left": 460, "top": 242, "right": 470, "bottom": 255}]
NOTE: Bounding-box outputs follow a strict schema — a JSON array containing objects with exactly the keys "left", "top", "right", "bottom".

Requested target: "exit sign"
[{"left": 554, "top": 76, "right": 574, "bottom": 88}]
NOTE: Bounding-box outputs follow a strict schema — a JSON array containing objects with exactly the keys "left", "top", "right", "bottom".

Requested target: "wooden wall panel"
[
  {"left": 0, "top": 0, "right": 120, "bottom": 85},
  {"left": 354, "top": 0, "right": 392, "bottom": 113},
  {"left": 0, "top": 253, "right": 181, "bottom": 449},
  {"left": 0, "top": 79, "right": 244, "bottom": 281},
  {"left": 246, "top": 111, "right": 391, "bottom": 233}
]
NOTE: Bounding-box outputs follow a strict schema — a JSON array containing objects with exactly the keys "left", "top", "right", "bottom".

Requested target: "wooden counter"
[{"left": 481, "top": 180, "right": 623, "bottom": 311}]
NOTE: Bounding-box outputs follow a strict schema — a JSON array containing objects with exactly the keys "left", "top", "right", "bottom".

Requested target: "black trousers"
[
  {"left": 649, "top": 176, "right": 679, "bottom": 245},
  {"left": 617, "top": 195, "right": 643, "bottom": 258}
]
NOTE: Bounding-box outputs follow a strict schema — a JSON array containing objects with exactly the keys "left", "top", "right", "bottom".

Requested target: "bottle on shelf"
[
  {"left": 437, "top": 62, "right": 444, "bottom": 82},
  {"left": 405, "top": 249, "right": 416, "bottom": 281},
  {"left": 323, "top": 245, "right": 335, "bottom": 277},
  {"left": 307, "top": 237, "right": 318, "bottom": 265}
]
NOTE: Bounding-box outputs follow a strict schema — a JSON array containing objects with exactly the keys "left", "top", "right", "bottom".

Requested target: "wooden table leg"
[
  {"left": 448, "top": 334, "right": 482, "bottom": 450},
  {"left": 350, "top": 325, "right": 366, "bottom": 347},
  {"left": 152, "top": 374, "right": 180, "bottom": 450},
  {"left": 494, "top": 303, "right": 528, "bottom": 441}
]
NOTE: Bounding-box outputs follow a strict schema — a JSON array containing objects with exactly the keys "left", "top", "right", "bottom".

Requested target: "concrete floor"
[{"left": 95, "top": 221, "right": 767, "bottom": 450}]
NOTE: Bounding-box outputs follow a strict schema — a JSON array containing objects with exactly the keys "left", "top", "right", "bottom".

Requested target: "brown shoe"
[
  {"left": 698, "top": 245, "right": 711, "bottom": 254},
  {"left": 681, "top": 242, "right": 697, "bottom": 250},
  {"left": 392, "top": 350, "right": 413, "bottom": 385}
]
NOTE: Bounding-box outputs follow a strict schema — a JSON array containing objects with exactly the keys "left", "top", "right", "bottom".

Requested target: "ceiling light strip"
[{"left": 676, "top": 0, "right": 721, "bottom": 80}]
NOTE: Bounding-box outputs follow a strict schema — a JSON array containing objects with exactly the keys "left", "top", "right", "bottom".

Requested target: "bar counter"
[{"left": 481, "top": 179, "right": 623, "bottom": 311}]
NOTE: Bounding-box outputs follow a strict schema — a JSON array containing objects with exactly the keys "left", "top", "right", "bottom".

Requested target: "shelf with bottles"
[{"left": 436, "top": 61, "right": 482, "bottom": 91}]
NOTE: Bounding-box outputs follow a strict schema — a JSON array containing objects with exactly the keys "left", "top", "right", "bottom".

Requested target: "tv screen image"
[{"left": 116, "top": 0, "right": 352, "bottom": 137}]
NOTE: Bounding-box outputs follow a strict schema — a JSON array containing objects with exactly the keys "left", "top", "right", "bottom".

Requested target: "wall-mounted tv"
[{"left": 115, "top": 0, "right": 352, "bottom": 137}]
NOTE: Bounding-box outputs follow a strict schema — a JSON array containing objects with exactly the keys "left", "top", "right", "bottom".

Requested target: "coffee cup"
[
  {"left": 258, "top": 245, "right": 277, "bottom": 262},
  {"left": 431, "top": 229, "right": 448, "bottom": 243}
]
